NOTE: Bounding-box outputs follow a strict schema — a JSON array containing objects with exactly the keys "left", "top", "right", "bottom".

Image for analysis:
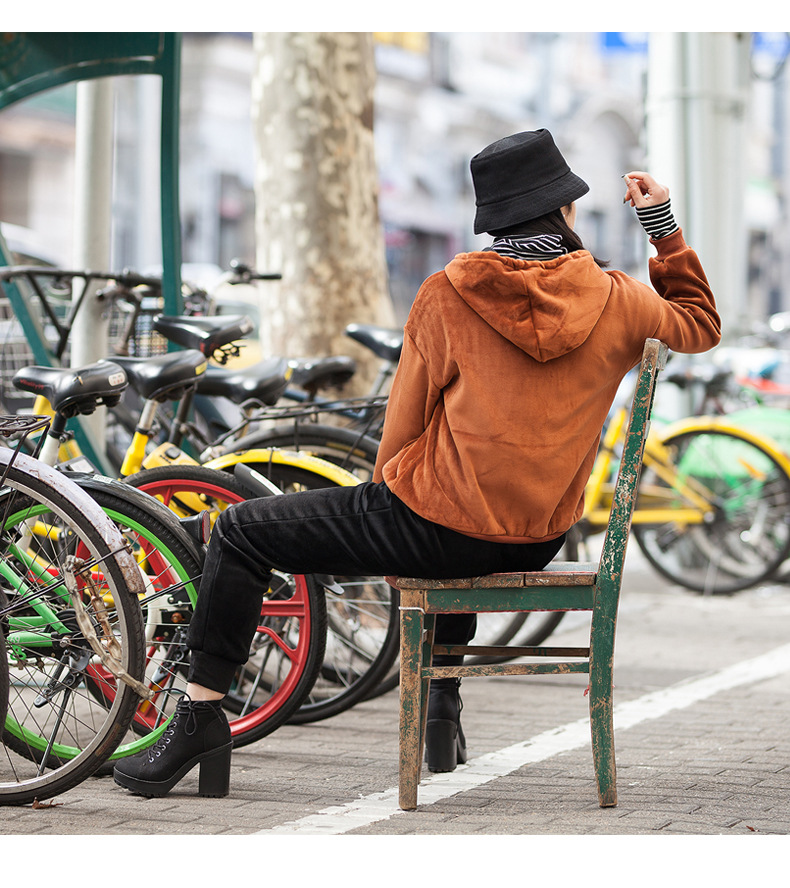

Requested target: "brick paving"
[{"left": 1, "top": 551, "right": 789, "bottom": 838}]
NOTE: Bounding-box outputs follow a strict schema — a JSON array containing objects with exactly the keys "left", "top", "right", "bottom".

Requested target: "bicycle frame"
[
  {"left": 582, "top": 409, "right": 790, "bottom": 533},
  {"left": 22, "top": 378, "right": 359, "bottom": 494}
]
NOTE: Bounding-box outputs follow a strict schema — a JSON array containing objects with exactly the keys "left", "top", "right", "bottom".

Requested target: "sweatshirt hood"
[{"left": 444, "top": 250, "right": 612, "bottom": 362}]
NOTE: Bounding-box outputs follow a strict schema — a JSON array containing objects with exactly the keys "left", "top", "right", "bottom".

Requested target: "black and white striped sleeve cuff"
[{"left": 635, "top": 200, "right": 679, "bottom": 239}]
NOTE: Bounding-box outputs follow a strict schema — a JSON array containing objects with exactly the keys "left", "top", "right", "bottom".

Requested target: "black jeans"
[{"left": 186, "top": 481, "right": 565, "bottom": 693}]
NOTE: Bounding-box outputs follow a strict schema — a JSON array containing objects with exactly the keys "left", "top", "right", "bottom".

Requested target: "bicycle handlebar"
[
  {"left": 227, "top": 259, "right": 282, "bottom": 282},
  {"left": 0, "top": 265, "right": 163, "bottom": 290},
  {"left": 0, "top": 263, "right": 282, "bottom": 294}
]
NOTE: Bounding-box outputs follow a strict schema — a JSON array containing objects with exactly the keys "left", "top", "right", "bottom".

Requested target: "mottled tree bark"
[{"left": 251, "top": 32, "right": 394, "bottom": 391}]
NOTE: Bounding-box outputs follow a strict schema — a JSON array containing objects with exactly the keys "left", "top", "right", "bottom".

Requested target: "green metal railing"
[{"left": 0, "top": 33, "right": 184, "bottom": 471}]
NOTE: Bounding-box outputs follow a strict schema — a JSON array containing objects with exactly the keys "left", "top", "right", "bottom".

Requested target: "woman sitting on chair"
[{"left": 114, "top": 128, "right": 720, "bottom": 798}]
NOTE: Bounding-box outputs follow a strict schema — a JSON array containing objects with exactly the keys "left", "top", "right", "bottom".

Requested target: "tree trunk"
[{"left": 251, "top": 32, "right": 394, "bottom": 392}]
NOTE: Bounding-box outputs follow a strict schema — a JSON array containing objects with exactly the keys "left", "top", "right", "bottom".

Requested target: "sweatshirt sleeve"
[
  {"left": 646, "top": 228, "right": 722, "bottom": 353},
  {"left": 372, "top": 330, "right": 441, "bottom": 484}
]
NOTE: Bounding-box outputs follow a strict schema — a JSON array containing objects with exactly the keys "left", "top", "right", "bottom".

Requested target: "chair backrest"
[{"left": 597, "top": 338, "right": 668, "bottom": 592}]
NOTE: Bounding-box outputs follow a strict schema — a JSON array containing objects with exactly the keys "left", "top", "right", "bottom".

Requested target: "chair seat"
[
  {"left": 397, "top": 562, "right": 599, "bottom": 614},
  {"left": 396, "top": 561, "right": 598, "bottom": 589}
]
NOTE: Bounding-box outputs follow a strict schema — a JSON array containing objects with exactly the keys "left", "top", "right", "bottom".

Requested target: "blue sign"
[
  {"left": 601, "top": 32, "right": 648, "bottom": 54},
  {"left": 753, "top": 32, "right": 790, "bottom": 57}
]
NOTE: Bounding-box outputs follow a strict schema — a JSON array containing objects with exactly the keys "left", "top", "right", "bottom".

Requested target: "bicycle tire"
[
  {"left": 0, "top": 590, "right": 8, "bottom": 733},
  {"left": 106, "top": 466, "right": 329, "bottom": 748},
  {"left": 4, "top": 475, "right": 203, "bottom": 777},
  {"left": 126, "top": 461, "right": 397, "bottom": 725},
  {"left": 127, "top": 462, "right": 398, "bottom": 732},
  {"left": 632, "top": 427, "right": 790, "bottom": 593},
  {"left": 0, "top": 454, "right": 146, "bottom": 805}
]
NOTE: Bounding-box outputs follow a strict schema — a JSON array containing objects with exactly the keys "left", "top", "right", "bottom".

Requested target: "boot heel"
[
  {"left": 197, "top": 742, "right": 233, "bottom": 797},
  {"left": 425, "top": 719, "right": 459, "bottom": 772}
]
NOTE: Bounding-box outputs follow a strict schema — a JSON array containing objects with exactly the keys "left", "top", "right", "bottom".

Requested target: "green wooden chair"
[{"left": 395, "top": 337, "right": 668, "bottom": 811}]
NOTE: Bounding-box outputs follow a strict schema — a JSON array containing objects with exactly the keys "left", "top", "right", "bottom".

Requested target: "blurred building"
[{"left": 0, "top": 32, "right": 788, "bottom": 328}]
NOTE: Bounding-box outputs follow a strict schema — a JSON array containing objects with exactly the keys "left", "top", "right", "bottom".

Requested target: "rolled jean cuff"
[{"left": 187, "top": 649, "right": 240, "bottom": 696}]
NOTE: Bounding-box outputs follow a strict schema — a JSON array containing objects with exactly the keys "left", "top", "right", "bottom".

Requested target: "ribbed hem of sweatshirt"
[{"left": 636, "top": 199, "right": 679, "bottom": 239}]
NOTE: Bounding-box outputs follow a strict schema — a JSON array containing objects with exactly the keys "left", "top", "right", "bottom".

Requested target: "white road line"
[{"left": 257, "top": 642, "right": 790, "bottom": 835}]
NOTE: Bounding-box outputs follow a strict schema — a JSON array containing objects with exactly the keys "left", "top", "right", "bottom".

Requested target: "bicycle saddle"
[
  {"left": 288, "top": 355, "right": 357, "bottom": 393},
  {"left": 664, "top": 362, "right": 729, "bottom": 391},
  {"left": 154, "top": 314, "right": 254, "bottom": 357},
  {"left": 12, "top": 360, "right": 128, "bottom": 418},
  {"left": 196, "top": 356, "right": 291, "bottom": 406},
  {"left": 112, "top": 350, "right": 208, "bottom": 402},
  {"left": 345, "top": 323, "right": 403, "bottom": 363}
]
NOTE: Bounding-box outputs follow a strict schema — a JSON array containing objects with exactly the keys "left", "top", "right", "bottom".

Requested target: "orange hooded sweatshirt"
[{"left": 372, "top": 229, "right": 721, "bottom": 543}]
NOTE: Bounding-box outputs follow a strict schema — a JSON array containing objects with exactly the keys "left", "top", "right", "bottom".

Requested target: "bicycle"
[
  {"left": 662, "top": 351, "right": 790, "bottom": 465},
  {"left": 100, "top": 349, "right": 399, "bottom": 726},
  {"left": 0, "top": 413, "right": 151, "bottom": 805},
  {"left": 572, "top": 376, "right": 790, "bottom": 594},
  {"left": 10, "top": 359, "right": 330, "bottom": 747},
  {"left": 1, "top": 264, "right": 398, "bottom": 725}
]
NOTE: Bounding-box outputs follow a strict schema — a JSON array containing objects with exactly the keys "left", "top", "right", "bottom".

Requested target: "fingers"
[
  {"left": 623, "top": 171, "right": 670, "bottom": 208},
  {"left": 622, "top": 173, "right": 649, "bottom": 207}
]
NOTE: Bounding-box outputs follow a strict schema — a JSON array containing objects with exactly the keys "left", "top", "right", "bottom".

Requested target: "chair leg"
[
  {"left": 589, "top": 666, "right": 617, "bottom": 807},
  {"left": 416, "top": 614, "right": 435, "bottom": 770},
  {"left": 399, "top": 600, "right": 425, "bottom": 810}
]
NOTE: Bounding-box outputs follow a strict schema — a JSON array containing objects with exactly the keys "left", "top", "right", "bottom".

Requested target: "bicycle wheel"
[
  {"left": 0, "top": 453, "right": 146, "bottom": 805},
  {"left": 110, "top": 465, "right": 329, "bottom": 748},
  {"left": 127, "top": 462, "right": 397, "bottom": 726},
  {"left": 129, "top": 462, "right": 396, "bottom": 734},
  {"left": 633, "top": 428, "right": 790, "bottom": 593},
  {"left": 4, "top": 475, "right": 203, "bottom": 777},
  {"left": 225, "top": 423, "right": 381, "bottom": 481},
  {"left": 210, "top": 460, "right": 400, "bottom": 721},
  {"left": 0, "top": 590, "right": 8, "bottom": 732}
]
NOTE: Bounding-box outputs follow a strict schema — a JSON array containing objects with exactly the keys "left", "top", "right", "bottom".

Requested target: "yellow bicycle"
[{"left": 576, "top": 402, "right": 790, "bottom": 594}]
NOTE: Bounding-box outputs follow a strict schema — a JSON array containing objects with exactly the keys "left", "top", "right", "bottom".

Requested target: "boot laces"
[{"left": 147, "top": 698, "right": 199, "bottom": 761}]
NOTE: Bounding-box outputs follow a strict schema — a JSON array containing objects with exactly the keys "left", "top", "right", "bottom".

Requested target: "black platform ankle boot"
[
  {"left": 113, "top": 697, "right": 232, "bottom": 798},
  {"left": 425, "top": 677, "right": 468, "bottom": 773}
]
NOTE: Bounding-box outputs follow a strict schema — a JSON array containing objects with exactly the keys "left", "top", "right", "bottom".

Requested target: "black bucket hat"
[{"left": 471, "top": 129, "right": 589, "bottom": 234}]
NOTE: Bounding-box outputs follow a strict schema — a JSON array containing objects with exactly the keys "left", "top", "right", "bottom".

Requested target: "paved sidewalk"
[{"left": 1, "top": 550, "right": 789, "bottom": 838}]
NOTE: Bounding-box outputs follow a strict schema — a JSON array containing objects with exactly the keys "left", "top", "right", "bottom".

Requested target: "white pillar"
[
  {"left": 646, "top": 32, "right": 751, "bottom": 342},
  {"left": 72, "top": 78, "right": 114, "bottom": 448}
]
